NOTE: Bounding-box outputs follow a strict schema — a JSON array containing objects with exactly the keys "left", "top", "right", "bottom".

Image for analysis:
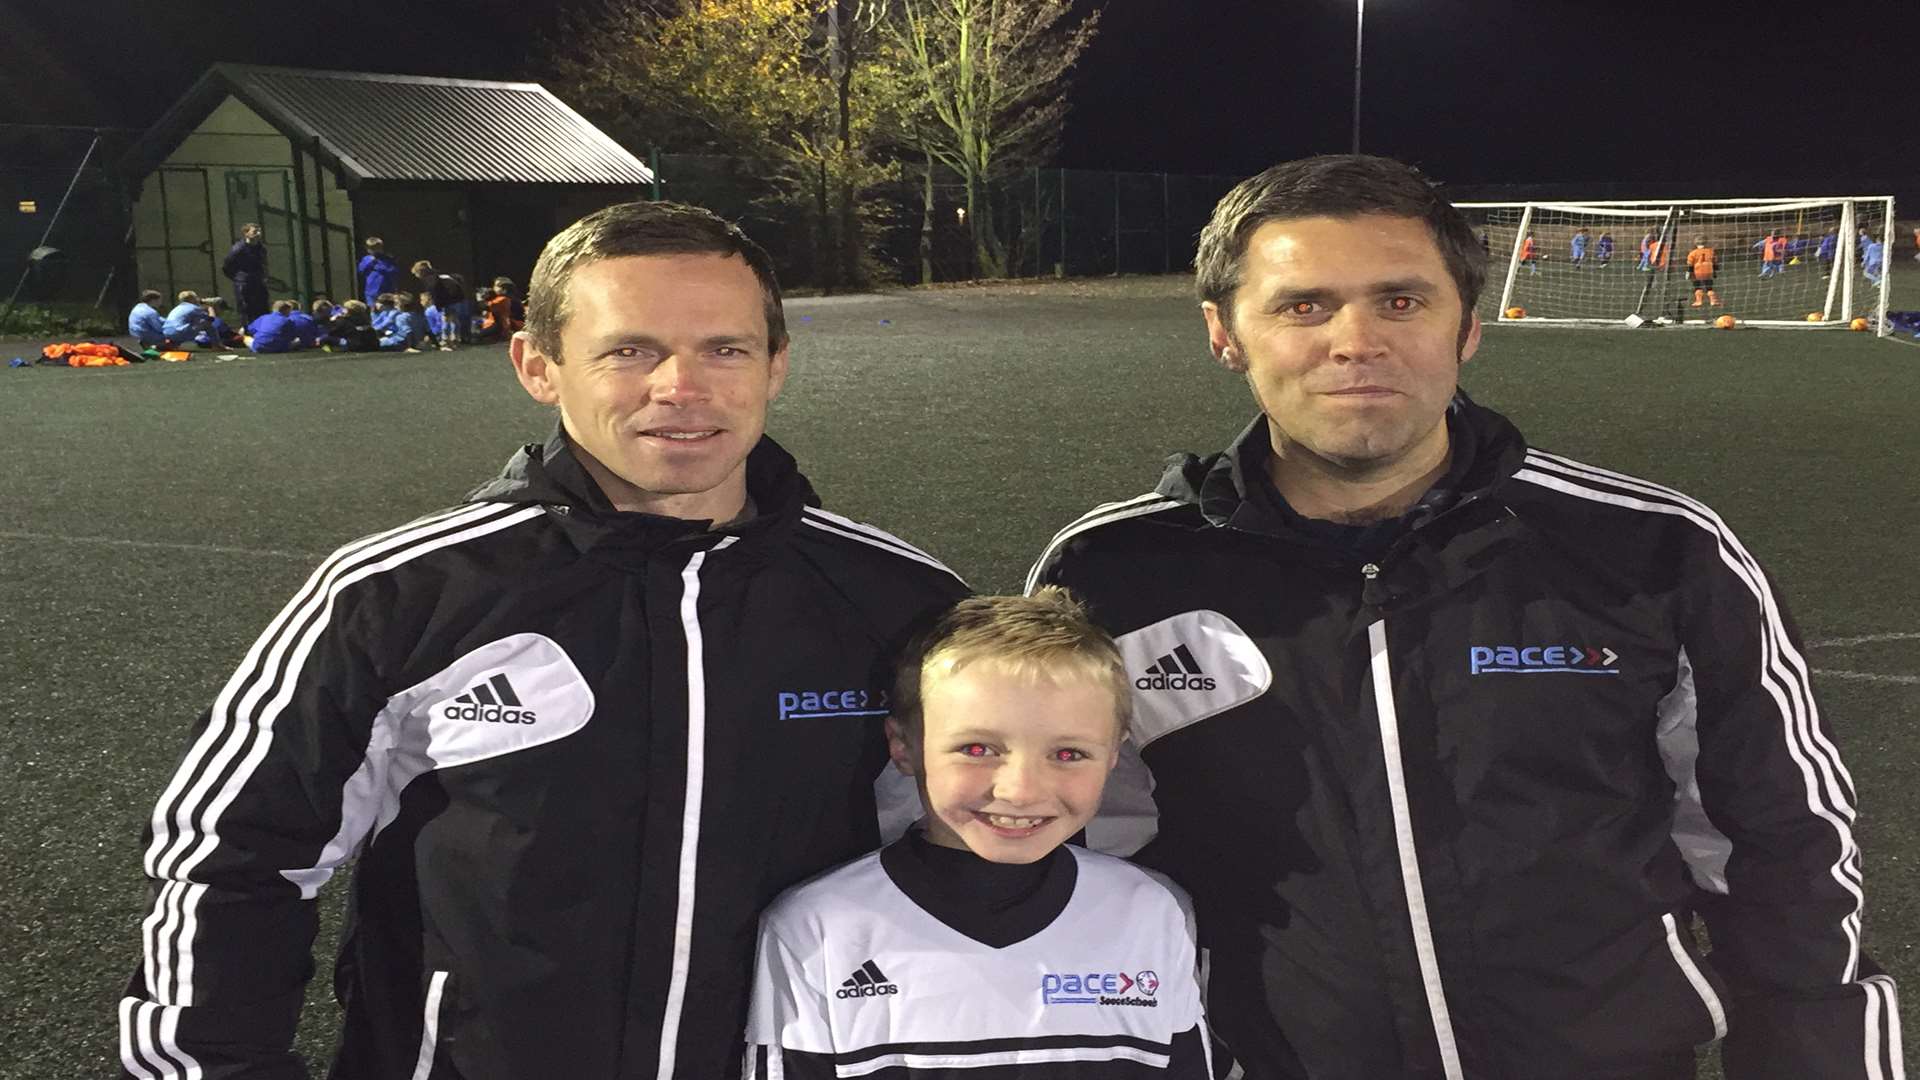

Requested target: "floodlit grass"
[{"left": 2, "top": 276, "right": 1913, "bottom": 1077}]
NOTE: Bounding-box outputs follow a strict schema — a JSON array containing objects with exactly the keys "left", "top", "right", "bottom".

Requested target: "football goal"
[{"left": 1455, "top": 196, "right": 1894, "bottom": 333}]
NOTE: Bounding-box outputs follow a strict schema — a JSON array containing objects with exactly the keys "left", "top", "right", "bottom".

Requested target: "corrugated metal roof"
[{"left": 127, "top": 64, "right": 652, "bottom": 187}]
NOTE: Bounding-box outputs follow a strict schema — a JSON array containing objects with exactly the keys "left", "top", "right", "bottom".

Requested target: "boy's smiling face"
[{"left": 889, "top": 664, "right": 1122, "bottom": 864}]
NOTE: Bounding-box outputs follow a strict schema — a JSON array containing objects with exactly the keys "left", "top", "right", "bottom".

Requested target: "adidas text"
[
  {"left": 834, "top": 983, "right": 899, "bottom": 999},
  {"left": 443, "top": 703, "right": 538, "bottom": 725},
  {"left": 1135, "top": 673, "right": 1216, "bottom": 691}
]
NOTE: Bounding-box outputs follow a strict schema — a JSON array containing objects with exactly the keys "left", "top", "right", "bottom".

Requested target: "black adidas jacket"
[
  {"left": 1030, "top": 398, "right": 1899, "bottom": 1079},
  {"left": 120, "top": 428, "right": 968, "bottom": 1080}
]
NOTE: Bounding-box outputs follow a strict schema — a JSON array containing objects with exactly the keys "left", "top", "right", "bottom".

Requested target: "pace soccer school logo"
[{"left": 1041, "top": 969, "right": 1160, "bottom": 1007}]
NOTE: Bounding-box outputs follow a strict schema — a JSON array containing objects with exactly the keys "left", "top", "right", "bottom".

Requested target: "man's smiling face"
[{"left": 512, "top": 253, "right": 788, "bottom": 521}]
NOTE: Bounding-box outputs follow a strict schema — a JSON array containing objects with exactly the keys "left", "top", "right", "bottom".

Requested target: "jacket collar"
[
  {"left": 1158, "top": 391, "right": 1531, "bottom": 547},
  {"left": 465, "top": 422, "right": 818, "bottom": 561}
]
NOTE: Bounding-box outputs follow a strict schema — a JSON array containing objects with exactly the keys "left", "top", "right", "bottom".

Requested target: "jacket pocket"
[{"left": 409, "top": 969, "right": 453, "bottom": 1080}]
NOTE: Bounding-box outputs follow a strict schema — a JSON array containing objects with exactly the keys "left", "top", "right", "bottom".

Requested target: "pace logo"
[
  {"left": 1040, "top": 969, "right": 1160, "bottom": 1007},
  {"left": 1469, "top": 644, "right": 1620, "bottom": 676},
  {"left": 776, "top": 687, "right": 890, "bottom": 720}
]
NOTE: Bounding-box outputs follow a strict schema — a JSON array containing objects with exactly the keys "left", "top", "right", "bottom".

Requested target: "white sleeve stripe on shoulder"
[
  {"left": 803, "top": 507, "right": 948, "bottom": 567},
  {"left": 801, "top": 517, "right": 967, "bottom": 585},
  {"left": 1518, "top": 457, "right": 1860, "bottom": 828},
  {"left": 1514, "top": 461, "right": 1865, "bottom": 986},
  {"left": 1034, "top": 492, "right": 1174, "bottom": 553},
  {"left": 139, "top": 502, "right": 511, "bottom": 881},
  {"left": 1522, "top": 450, "right": 1858, "bottom": 805},
  {"left": 1024, "top": 494, "right": 1181, "bottom": 595},
  {"left": 136, "top": 504, "right": 547, "bottom": 1019}
]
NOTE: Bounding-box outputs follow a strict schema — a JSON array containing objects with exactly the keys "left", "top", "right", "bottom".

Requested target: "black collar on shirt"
[
  {"left": 1156, "top": 391, "right": 1530, "bottom": 559},
  {"left": 463, "top": 422, "right": 818, "bottom": 562},
  {"left": 879, "top": 830, "right": 1079, "bottom": 949},
  {"left": 1235, "top": 408, "right": 1480, "bottom": 560}
]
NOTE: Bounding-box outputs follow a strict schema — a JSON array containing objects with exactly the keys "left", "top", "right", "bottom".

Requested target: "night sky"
[{"left": 4, "top": 0, "right": 1917, "bottom": 195}]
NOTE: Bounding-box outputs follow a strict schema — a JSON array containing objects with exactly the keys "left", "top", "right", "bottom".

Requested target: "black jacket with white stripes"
[
  {"left": 1030, "top": 397, "right": 1899, "bottom": 1080},
  {"left": 120, "top": 427, "right": 968, "bottom": 1080}
]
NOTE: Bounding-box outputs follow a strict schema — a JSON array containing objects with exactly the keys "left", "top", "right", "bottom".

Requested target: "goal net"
[{"left": 1455, "top": 197, "right": 1895, "bottom": 333}]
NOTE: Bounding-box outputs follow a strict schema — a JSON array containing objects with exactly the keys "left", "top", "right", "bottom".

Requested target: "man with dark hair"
[
  {"left": 222, "top": 223, "right": 270, "bottom": 323},
  {"left": 1031, "top": 154, "right": 1899, "bottom": 1079},
  {"left": 120, "top": 200, "right": 967, "bottom": 1079}
]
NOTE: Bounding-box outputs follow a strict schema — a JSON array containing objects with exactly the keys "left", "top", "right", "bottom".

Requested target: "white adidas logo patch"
[
  {"left": 1115, "top": 610, "right": 1271, "bottom": 748},
  {"left": 393, "top": 633, "right": 596, "bottom": 768}
]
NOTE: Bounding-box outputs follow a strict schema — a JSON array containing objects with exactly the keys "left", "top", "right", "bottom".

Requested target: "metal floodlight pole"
[{"left": 1351, "top": 0, "right": 1365, "bottom": 155}]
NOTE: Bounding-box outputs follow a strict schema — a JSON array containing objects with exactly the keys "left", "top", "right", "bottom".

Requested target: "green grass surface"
[{"left": 2, "top": 276, "right": 1915, "bottom": 1077}]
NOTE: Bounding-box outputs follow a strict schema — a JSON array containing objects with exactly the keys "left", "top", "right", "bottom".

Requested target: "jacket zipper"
[
  {"left": 410, "top": 970, "right": 450, "bottom": 1080},
  {"left": 1366, "top": 617, "right": 1465, "bottom": 1080}
]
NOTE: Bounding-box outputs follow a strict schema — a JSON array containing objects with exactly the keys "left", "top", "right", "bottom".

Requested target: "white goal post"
[{"left": 1454, "top": 196, "right": 1894, "bottom": 334}]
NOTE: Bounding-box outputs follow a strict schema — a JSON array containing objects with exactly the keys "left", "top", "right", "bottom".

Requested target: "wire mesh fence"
[
  {"left": 651, "top": 153, "right": 1243, "bottom": 288},
  {"left": 0, "top": 125, "right": 140, "bottom": 329}
]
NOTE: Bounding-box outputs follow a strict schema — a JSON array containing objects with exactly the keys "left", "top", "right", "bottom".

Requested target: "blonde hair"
[{"left": 891, "top": 587, "right": 1129, "bottom": 741}]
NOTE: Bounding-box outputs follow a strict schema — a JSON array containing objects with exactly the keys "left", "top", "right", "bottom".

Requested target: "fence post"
[
  {"left": 1113, "top": 173, "right": 1121, "bottom": 276},
  {"left": 1162, "top": 172, "right": 1171, "bottom": 274},
  {"left": 1034, "top": 165, "right": 1041, "bottom": 278},
  {"left": 1057, "top": 168, "right": 1067, "bottom": 278}
]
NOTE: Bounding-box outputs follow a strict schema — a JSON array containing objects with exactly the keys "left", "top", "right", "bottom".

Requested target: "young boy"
[
  {"left": 358, "top": 236, "right": 400, "bottom": 306},
  {"left": 160, "top": 290, "right": 212, "bottom": 348},
  {"left": 413, "top": 259, "right": 467, "bottom": 349},
  {"left": 285, "top": 301, "right": 323, "bottom": 350},
  {"left": 743, "top": 589, "right": 1215, "bottom": 1078},
  {"left": 419, "top": 290, "right": 444, "bottom": 345},
  {"left": 323, "top": 299, "right": 379, "bottom": 352},
  {"left": 128, "top": 289, "right": 167, "bottom": 346},
  {"left": 369, "top": 292, "right": 399, "bottom": 335},
  {"left": 377, "top": 292, "right": 427, "bottom": 351},
  {"left": 244, "top": 299, "right": 302, "bottom": 353}
]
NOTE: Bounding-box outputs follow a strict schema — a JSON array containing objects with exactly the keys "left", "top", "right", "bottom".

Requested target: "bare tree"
[
  {"left": 887, "top": 0, "right": 1098, "bottom": 278},
  {"left": 538, "top": 0, "right": 908, "bottom": 291}
]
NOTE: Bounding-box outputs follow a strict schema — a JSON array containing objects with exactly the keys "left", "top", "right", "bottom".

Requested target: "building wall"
[
  {"left": 354, "top": 186, "right": 646, "bottom": 309},
  {"left": 132, "top": 95, "right": 355, "bottom": 304}
]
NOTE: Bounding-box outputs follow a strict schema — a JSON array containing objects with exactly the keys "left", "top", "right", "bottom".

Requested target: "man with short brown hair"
[
  {"left": 121, "top": 201, "right": 966, "bottom": 1079},
  {"left": 1033, "top": 154, "right": 1899, "bottom": 1080}
]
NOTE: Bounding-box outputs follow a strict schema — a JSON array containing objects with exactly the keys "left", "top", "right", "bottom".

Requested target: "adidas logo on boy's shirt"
[
  {"left": 834, "top": 959, "right": 899, "bottom": 999},
  {"left": 435, "top": 673, "right": 539, "bottom": 724},
  {"left": 1135, "top": 644, "right": 1216, "bottom": 691}
]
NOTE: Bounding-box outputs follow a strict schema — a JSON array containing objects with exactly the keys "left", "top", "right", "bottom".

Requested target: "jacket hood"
[
  {"left": 465, "top": 422, "right": 819, "bottom": 556},
  {"left": 1156, "top": 391, "right": 1531, "bottom": 536}
]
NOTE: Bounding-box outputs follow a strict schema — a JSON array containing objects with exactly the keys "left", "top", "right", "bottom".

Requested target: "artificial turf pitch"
[{"left": 2, "top": 276, "right": 1914, "bottom": 1076}]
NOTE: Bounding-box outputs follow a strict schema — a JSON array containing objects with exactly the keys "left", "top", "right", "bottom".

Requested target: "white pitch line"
[
  {"left": 1809, "top": 632, "right": 1920, "bottom": 647},
  {"left": 1876, "top": 333, "right": 1920, "bottom": 349},
  {"left": 1813, "top": 669, "right": 1920, "bottom": 686},
  {"left": 0, "top": 529, "right": 319, "bottom": 561}
]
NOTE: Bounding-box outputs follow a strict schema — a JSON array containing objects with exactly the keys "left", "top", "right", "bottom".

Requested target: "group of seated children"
[
  {"left": 128, "top": 281, "right": 523, "bottom": 357},
  {"left": 128, "top": 290, "right": 245, "bottom": 351}
]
